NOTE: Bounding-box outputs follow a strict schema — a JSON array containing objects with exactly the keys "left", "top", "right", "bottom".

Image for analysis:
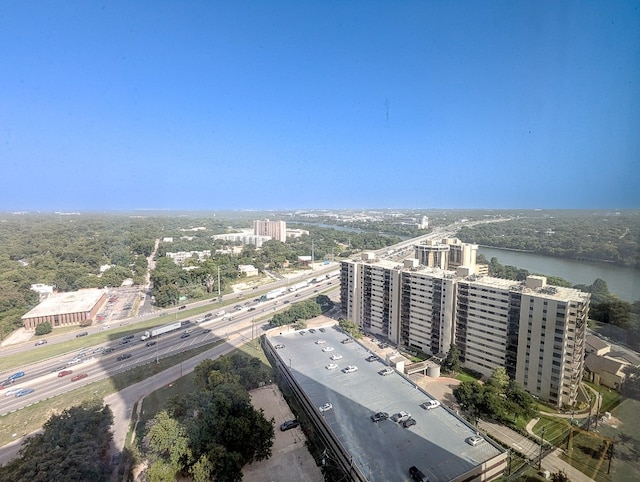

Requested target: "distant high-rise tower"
[{"left": 253, "top": 219, "right": 287, "bottom": 242}]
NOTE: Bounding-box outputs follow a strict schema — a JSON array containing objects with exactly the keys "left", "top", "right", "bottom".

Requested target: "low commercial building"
[
  {"left": 21, "top": 288, "right": 107, "bottom": 330},
  {"left": 238, "top": 264, "right": 259, "bottom": 277},
  {"left": 264, "top": 327, "right": 507, "bottom": 481}
]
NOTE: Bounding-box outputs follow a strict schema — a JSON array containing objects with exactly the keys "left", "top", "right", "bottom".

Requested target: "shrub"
[{"left": 35, "top": 322, "right": 52, "bottom": 335}]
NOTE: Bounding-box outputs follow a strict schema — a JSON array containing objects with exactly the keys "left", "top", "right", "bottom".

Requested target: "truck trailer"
[
  {"left": 140, "top": 321, "right": 182, "bottom": 341},
  {"left": 265, "top": 288, "right": 286, "bottom": 300},
  {"left": 288, "top": 281, "right": 308, "bottom": 292}
]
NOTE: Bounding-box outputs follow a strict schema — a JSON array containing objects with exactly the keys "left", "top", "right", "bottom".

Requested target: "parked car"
[
  {"left": 318, "top": 402, "right": 333, "bottom": 412},
  {"left": 379, "top": 368, "right": 394, "bottom": 376},
  {"left": 371, "top": 411, "right": 389, "bottom": 422},
  {"left": 366, "top": 355, "right": 378, "bottom": 362},
  {"left": 325, "top": 364, "right": 338, "bottom": 370},
  {"left": 330, "top": 354, "right": 342, "bottom": 360},
  {"left": 319, "top": 328, "right": 326, "bottom": 332},
  {"left": 116, "top": 354, "right": 131, "bottom": 361},
  {"left": 58, "top": 370, "right": 73, "bottom": 377},
  {"left": 409, "top": 465, "right": 428, "bottom": 482},
  {"left": 466, "top": 435, "right": 484, "bottom": 446},
  {"left": 76, "top": 331, "right": 88, "bottom": 338},
  {"left": 322, "top": 346, "right": 334, "bottom": 352},
  {"left": 315, "top": 339, "right": 326, "bottom": 345},
  {"left": 308, "top": 329, "right": 316, "bottom": 334},
  {"left": 279, "top": 419, "right": 300, "bottom": 431},
  {"left": 71, "top": 373, "right": 88, "bottom": 382},
  {"left": 274, "top": 344, "right": 285, "bottom": 349},
  {"left": 342, "top": 366, "right": 358, "bottom": 373},
  {"left": 402, "top": 418, "right": 417, "bottom": 428},
  {"left": 391, "top": 411, "right": 411, "bottom": 423},
  {"left": 34, "top": 340, "right": 48, "bottom": 346},
  {"left": 421, "top": 400, "right": 441, "bottom": 410},
  {"left": 341, "top": 338, "right": 353, "bottom": 344}
]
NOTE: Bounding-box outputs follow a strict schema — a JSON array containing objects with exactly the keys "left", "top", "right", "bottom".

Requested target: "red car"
[
  {"left": 58, "top": 370, "right": 73, "bottom": 377},
  {"left": 71, "top": 373, "right": 88, "bottom": 382}
]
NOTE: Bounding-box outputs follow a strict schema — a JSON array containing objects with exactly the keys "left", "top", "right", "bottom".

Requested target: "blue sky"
[{"left": 1, "top": 1, "right": 638, "bottom": 211}]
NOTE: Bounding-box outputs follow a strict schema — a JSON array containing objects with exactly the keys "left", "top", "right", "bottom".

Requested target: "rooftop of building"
[
  {"left": 268, "top": 325, "right": 505, "bottom": 482},
  {"left": 343, "top": 257, "right": 590, "bottom": 303},
  {"left": 21, "top": 288, "right": 105, "bottom": 319}
]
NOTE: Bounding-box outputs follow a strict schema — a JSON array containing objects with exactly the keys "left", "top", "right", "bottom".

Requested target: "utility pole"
[
  {"left": 217, "top": 266, "right": 221, "bottom": 301},
  {"left": 538, "top": 426, "right": 546, "bottom": 469},
  {"left": 608, "top": 439, "right": 615, "bottom": 474}
]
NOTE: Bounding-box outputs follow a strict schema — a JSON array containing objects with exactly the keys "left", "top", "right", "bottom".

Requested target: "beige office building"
[
  {"left": 341, "top": 257, "right": 590, "bottom": 407},
  {"left": 253, "top": 219, "right": 287, "bottom": 242}
]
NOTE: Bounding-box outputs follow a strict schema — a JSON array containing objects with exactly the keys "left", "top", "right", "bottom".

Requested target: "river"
[{"left": 478, "top": 247, "right": 640, "bottom": 302}]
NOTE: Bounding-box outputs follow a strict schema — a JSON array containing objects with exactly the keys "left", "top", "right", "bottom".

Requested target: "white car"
[
  {"left": 379, "top": 367, "right": 394, "bottom": 376},
  {"left": 342, "top": 366, "right": 358, "bottom": 373},
  {"left": 315, "top": 339, "right": 326, "bottom": 345},
  {"left": 325, "top": 363, "right": 338, "bottom": 370},
  {"left": 391, "top": 411, "right": 411, "bottom": 423},
  {"left": 466, "top": 435, "right": 484, "bottom": 446},
  {"left": 319, "top": 402, "right": 333, "bottom": 412},
  {"left": 322, "top": 346, "right": 334, "bottom": 352},
  {"left": 421, "top": 399, "right": 441, "bottom": 410},
  {"left": 330, "top": 354, "right": 343, "bottom": 360}
]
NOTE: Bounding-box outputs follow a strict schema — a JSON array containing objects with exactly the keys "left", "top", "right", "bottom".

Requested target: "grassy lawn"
[
  {"left": 583, "top": 382, "right": 622, "bottom": 413},
  {"left": 455, "top": 369, "right": 482, "bottom": 383},
  {"left": 533, "top": 416, "right": 571, "bottom": 448},
  {"left": 562, "top": 429, "right": 613, "bottom": 482},
  {"left": 0, "top": 340, "right": 222, "bottom": 447}
]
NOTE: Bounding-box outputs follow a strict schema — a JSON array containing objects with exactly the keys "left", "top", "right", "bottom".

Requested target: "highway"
[{"left": 0, "top": 226, "right": 465, "bottom": 415}]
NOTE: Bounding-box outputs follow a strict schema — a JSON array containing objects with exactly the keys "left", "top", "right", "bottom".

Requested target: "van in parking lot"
[{"left": 409, "top": 465, "right": 428, "bottom": 482}]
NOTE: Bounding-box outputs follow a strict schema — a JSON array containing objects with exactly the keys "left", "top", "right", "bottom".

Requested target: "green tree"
[
  {"left": 487, "top": 367, "right": 510, "bottom": 394},
  {"left": 551, "top": 469, "right": 571, "bottom": 482},
  {"left": 338, "top": 318, "right": 363, "bottom": 338},
  {"left": 442, "top": 344, "right": 461, "bottom": 373}
]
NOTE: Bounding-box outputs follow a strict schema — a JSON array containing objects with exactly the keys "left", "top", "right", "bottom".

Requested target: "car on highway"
[
  {"left": 379, "top": 368, "right": 394, "bottom": 376},
  {"left": 75, "top": 331, "right": 88, "bottom": 338},
  {"left": 371, "top": 411, "right": 389, "bottom": 422},
  {"left": 8, "top": 371, "right": 25, "bottom": 381},
  {"left": 34, "top": 339, "right": 48, "bottom": 346},
  {"left": 330, "top": 354, "right": 342, "bottom": 360},
  {"left": 325, "top": 363, "right": 338, "bottom": 370},
  {"left": 322, "top": 346, "right": 334, "bottom": 352},
  {"left": 195, "top": 317, "right": 205, "bottom": 323},
  {"left": 145, "top": 341, "right": 157, "bottom": 347},
  {"left": 116, "top": 353, "right": 131, "bottom": 361},
  {"left": 180, "top": 332, "right": 190, "bottom": 339},
  {"left": 122, "top": 335, "right": 135, "bottom": 341},
  {"left": 15, "top": 388, "right": 35, "bottom": 398},
  {"left": 318, "top": 402, "right": 333, "bottom": 412},
  {"left": 5, "top": 387, "right": 24, "bottom": 397},
  {"left": 274, "top": 344, "right": 285, "bottom": 349},
  {"left": 279, "top": 419, "right": 300, "bottom": 431},
  {"left": 178, "top": 305, "right": 186, "bottom": 310},
  {"left": 248, "top": 307, "right": 256, "bottom": 312},
  {"left": 342, "top": 366, "right": 358, "bottom": 373},
  {"left": 234, "top": 305, "right": 242, "bottom": 311},
  {"left": 421, "top": 400, "right": 441, "bottom": 410},
  {"left": 402, "top": 418, "right": 417, "bottom": 428},
  {"left": 466, "top": 435, "right": 484, "bottom": 446},
  {"left": 71, "top": 373, "right": 88, "bottom": 382},
  {"left": 391, "top": 411, "right": 411, "bottom": 423},
  {"left": 120, "top": 339, "right": 131, "bottom": 345},
  {"left": 58, "top": 370, "right": 73, "bottom": 377}
]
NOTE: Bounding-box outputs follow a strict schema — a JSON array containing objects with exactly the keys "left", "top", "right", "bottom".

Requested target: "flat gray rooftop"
[{"left": 269, "top": 325, "right": 505, "bottom": 482}]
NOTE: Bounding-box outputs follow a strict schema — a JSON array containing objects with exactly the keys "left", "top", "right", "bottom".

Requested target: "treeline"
[
  {"left": 142, "top": 354, "right": 274, "bottom": 482},
  {"left": 269, "top": 297, "right": 331, "bottom": 327},
  {"left": 0, "top": 214, "right": 159, "bottom": 338},
  {"left": 0, "top": 399, "right": 114, "bottom": 481},
  {"left": 459, "top": 211, "right": 640, "bottom": 267}
]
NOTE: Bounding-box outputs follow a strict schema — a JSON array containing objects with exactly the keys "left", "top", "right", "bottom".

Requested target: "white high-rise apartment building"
[
  {"left": 340, "top": 255, "right": 590, "bottom": 407},
  {"left": 253, "top": 219, "right": 287, "bottom": 242}
]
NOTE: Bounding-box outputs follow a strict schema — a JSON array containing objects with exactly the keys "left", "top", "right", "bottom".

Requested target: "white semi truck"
[
  {"left": 140, "top": 321, "right": 182, "bottom": 341},
  {"left": 288, "top": 281, "right": 308, "bottom": 292}
]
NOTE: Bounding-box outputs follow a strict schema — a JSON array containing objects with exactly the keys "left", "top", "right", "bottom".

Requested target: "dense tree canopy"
[
  {"left": 143, "top": 354, "right": 274, "bottom": 481},
  {"left": 269, "top": 300, "right": 322, "bottom": 327},
  {"left": 0, "top": 399, "right": 114, "bottom": 481}
]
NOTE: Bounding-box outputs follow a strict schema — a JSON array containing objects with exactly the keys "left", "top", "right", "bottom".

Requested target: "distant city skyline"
[{"left": 1, "top": 2, "right": 638, "bottom": 211}]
